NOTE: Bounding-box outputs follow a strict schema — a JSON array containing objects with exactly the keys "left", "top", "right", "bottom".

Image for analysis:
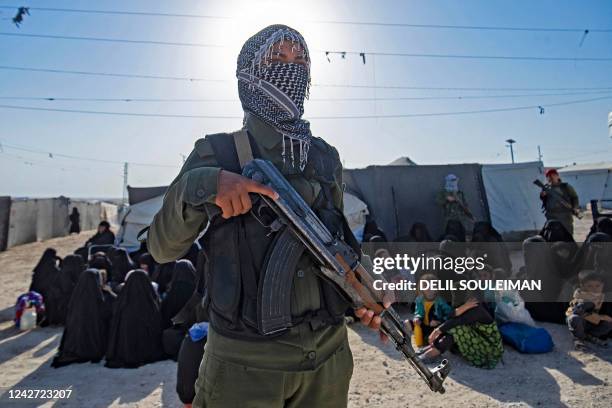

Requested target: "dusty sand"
[{"left": 0, "top": 223, "right": 610, "bottom": 407}]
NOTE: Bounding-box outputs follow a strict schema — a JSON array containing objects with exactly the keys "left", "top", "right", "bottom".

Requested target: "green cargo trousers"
[{"left": 192, "top": 340, "right": 354, "bottom": 408}]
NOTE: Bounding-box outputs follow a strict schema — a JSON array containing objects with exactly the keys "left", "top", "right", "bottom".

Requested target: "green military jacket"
[
  {"left": 148, "top": 113, "right": 348, "bottom": 371},
  {"left": 544, "top": 182, "right": 579, "bottom": 215},
  {"left": 436, "top": 190, "right": 469, "bottom": 221}
]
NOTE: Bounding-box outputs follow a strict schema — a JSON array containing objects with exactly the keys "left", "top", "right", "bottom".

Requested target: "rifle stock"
[{"left": 243, "top": 159, "right": 450, "bottom": 394}]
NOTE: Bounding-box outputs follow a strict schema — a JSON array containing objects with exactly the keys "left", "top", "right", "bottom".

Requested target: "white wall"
[{"left": 5, "top": 198, "right": 119, "bottom": 250}]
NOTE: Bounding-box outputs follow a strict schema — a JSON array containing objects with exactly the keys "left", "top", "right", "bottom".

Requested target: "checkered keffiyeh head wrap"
[{"left": 237, "top": 25, "right": 312, "bottom": 170}]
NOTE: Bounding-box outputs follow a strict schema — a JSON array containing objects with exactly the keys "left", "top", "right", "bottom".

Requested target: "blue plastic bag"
[
  {"left": 189, "top": 322, "right": 209, "bottom": 342},
  {"left": 499, "top": 322, "right": 554, "bottom": 353}
]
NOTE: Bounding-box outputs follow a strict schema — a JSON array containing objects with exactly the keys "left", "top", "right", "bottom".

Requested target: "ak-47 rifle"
[
  {"left": 533, "top": 179, "right": 582, "bottom": 219},
  {"left": 243, "top": 159, "right": 450, "bottom": 394}
]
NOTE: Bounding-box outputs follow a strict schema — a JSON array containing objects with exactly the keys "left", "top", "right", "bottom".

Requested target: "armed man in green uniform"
[
  {"left": 436, "top": 173, "right": 474, "bottom": 234},
  {"left": 540, "top": 168, "right": 579, "bottom": 235},
  {"left": 148, "top": 25, "right": 385, "bottom": 408}
]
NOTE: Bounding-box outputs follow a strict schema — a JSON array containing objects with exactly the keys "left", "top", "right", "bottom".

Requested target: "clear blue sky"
[{"left": 1, "top": 0, "right": 611, "bottom": 197}]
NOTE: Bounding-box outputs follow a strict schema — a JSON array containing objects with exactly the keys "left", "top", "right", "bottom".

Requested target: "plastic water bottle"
[{"left": 20, "top": 307, "right": 37, "bottom": 331}]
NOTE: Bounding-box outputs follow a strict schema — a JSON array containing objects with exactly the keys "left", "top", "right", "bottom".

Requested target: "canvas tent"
[
  {"left": 388, "top": 157, "right": 417, "bottom": 166},
  {"left": 481, "top": 162, "right": 546, "bottom": 234},
  {"left": 558, "top": 162, "right": 612, "bottom": 209},
  {"left": 116, "top": 187, "right": 370, "bottom": 251},
  {"left": 343, "top": 161, "right": 545, "bottom": 240}
]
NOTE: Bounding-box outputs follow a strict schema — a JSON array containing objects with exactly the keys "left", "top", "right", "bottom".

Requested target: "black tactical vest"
[{"left": 201, "top": 130, "right": 355, "bottom": 341}]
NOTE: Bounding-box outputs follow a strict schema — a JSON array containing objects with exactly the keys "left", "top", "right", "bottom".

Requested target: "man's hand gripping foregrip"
[{"left": 242, "top": 158, "right": 450, "bottom": 394}]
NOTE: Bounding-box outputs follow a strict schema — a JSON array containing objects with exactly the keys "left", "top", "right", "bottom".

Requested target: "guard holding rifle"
[
  {"left": 538, "top": 168, "right": 580, "bottom": 235},
  {"left": 437, "top": 173, "right": 474, "bottom": 233},
  {"left": 147, "top": 25, "right": 393, "bottom": 408}
]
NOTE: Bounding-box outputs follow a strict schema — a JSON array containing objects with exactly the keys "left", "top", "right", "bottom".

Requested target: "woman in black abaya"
[
  {"left": 51, "top": 269, "right": 115, "bottom": 368},
  {"left": 107, "top": 247, "right": 135, "bottom": 287},
  {"left": 30, "top": 248, "right": 61, "bottom": 325},
  {"left": 46, "top": 254, "right": 87, "bottom": 325},
  {"left": 105, "top": 270, "right": 165, "bottom": 368},
  {"left": 161, "top": 260, "right": 196, "bottom": 330},
  {"left": 30, "top": 248, "right": 61, "bottom": 296}
]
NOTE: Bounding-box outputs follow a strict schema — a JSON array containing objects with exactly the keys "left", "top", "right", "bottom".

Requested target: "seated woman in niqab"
[
  {"left": 51, "top": 269, "right": 115, "bottom": 368},
  {"left": 105, "top": 270, "right": 166, "bottom": 368}
]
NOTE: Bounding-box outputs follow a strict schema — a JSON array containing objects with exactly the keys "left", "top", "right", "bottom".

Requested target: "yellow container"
[{"left": 413, "top": 322, "right": 424, "bottom": 347}]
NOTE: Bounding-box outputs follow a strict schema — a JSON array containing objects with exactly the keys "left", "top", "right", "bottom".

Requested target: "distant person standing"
[
  {"left": 437, "top": 174, "right": 473, "bottom": 233},
  {"left": 540, "top": 168, "right": 579, "bottom": 235},
  {"left": 68, "top": 207, "right": 81, "bottom": 234}
]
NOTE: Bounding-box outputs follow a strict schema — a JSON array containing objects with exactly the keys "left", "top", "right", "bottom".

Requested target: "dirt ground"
[{"left": 0, "top": 224, "right": 610, "bottom": 407}]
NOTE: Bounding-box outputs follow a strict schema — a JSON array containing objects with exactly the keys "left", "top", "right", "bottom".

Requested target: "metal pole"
[
  {"left": 537, "top": 145, "right": 543, "bottom": 162},
  {"left": 123, "top": 162, "right": 129, "bottom": 205},
  {"left": 505, "top": 139, "right": 516, "bottom": 164}
]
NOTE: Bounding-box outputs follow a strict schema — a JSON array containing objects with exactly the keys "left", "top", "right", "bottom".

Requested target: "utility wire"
[
  {"left": 317, "top": 49, "right": 612, "bottom": 62},
  {"left": 3, "top": 32, "right": 612, "bottom": 62},
  {"left": 2, "top": 90, "right": 612, "bottom": 103},
  {"left": 0, "top": 32, "right": 224, "bottom": 48},
  {"left": 0, "top": 142, "right": 180, "bottom": 168},
  {"left": 311, "top": 95, "right": 612, "bottom": 119},
  {"left": 3, "top": 65, "right": 612, "bottom": 92},
  {"left": 0, "top": 95, "right": 609, "bottom": 120},
  {"left": 0, "top": 5, "right": 610, "bottom": 33},
  {"left": 0, "top": 65, "right": 225, "bottom": 82}
]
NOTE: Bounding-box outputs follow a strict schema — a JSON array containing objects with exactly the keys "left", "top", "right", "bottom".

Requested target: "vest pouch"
[{"left": 207, "top": 218, "right": 242, "bottom": 324}]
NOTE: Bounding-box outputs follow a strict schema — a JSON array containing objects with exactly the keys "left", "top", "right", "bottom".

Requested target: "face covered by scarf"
[
  {"left": 237, "top": 24, "right": 312, "bottom": 170},
  {"left": 445, "top": 174, "right": 459, "bottom": 192}
]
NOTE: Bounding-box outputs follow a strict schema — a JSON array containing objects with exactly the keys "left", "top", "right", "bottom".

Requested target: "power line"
[
  {"left": 0, "top": 5, "right": 610, "bottom": 33},
  {"left": 0, "top": 65, "right": 225, "bottom": 82},
  {"left": 317, "top": 49, "right": 612, "bottom": 62},
  {"left": 2, "top": 90, "right": 612, "bottom": 103},
  {"left": 0, "top": 32, "right": 224, "bottom": 48},
  {"left": 4, "top": 32, "right": 612, "bottom": 62},
  {"left": 0, "top": 95, "right": 609, "bottom": 120},
  {"left": 312, "top": 95, "right": 612, "bottom": 119},
  {"left": 0, "top": 142, "right": 181, "bottom": 168},
  {"left": 3, "top": 65, "right": 612, "bottom": 92}
]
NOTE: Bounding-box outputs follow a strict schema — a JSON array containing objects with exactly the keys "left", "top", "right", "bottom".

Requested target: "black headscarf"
[
  {"left": 62, "top": 254, "right": 86, "bottom": 285},
  {"left": 30, "top": 248, "right": 60, "bottom": 296},
  {"left": 471, "top": 221, "right": 512, "bottom": 275},
  {"left": 540, "top": 219, "right": 574, "bottom": 243},
  {"left": 443, "top": 220, "right": 466, "bottom": 242},
  {"left": 105, "top": 270, "right": 165, "bottom": 368},
  {"left": 108, "top": 247, "right": 135, "bottom": 285},
  {"left": 409, "top": 222, "right": 433, "bottom": 242},
  {"left": 161, "top": 260, "right": 197, "bottom": 330},
  {"left": 594, "top": 217, "right": 612, "bottom": 237},
  {"left": 154, "top": 261, "right": 177, "bottom": 296},
  {"left": 137, "top": 252, "right": 157, "bottom": 277},
  {"left": 472, "top": 221, "right": 502, "bottom": 242},
  {"left": 51, "top": 269, "right": 114, "bottom": 368},
  {"left": 89, "top": 252, "right": 113, "bottom": 280},
  {"left": 46, "top": 254, "right": 86, "bottom": 325}
]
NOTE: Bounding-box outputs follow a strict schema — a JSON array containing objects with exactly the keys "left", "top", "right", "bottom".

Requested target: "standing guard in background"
[
  {"left": 437, "top": 174, "right": 474, "bottom": 234},
  {"left": 540, "top": 168, "right": 579, "bottom": 236}
]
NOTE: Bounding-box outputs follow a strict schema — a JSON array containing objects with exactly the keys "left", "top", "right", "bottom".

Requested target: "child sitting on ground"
[
  {"left": 412, "top": 272, "right": 453, "bottom": 345},
  {"left": 418, "top": 294, "right": 504, "bottom": 369},
  {"left": 567, "top": 271, "right": 612, "bottom": 350}
]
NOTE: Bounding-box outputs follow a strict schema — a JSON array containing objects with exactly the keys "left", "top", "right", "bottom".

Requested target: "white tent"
[
  {"left": 343, "top": 192, "right": 369, "bottom": 241},
  {"left": 117, "top": 192, "right": 370, "bottom": 251},
  {"left": 558, "top": 162, "right": 612, "bottom": 209},
  {"left": 481, "top": 161, "right": 546, "bottom": 234},
  {"left": 117, "top": 195, "right": 164, "bottom": 252}
]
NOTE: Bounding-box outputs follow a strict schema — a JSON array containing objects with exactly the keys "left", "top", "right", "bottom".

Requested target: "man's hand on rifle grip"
[
  {"left": 354, "top": 297, "right": 393, "bottom": 343},
  {"left": 215, "top": 170, "right": 279, "bottom": 219}
]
